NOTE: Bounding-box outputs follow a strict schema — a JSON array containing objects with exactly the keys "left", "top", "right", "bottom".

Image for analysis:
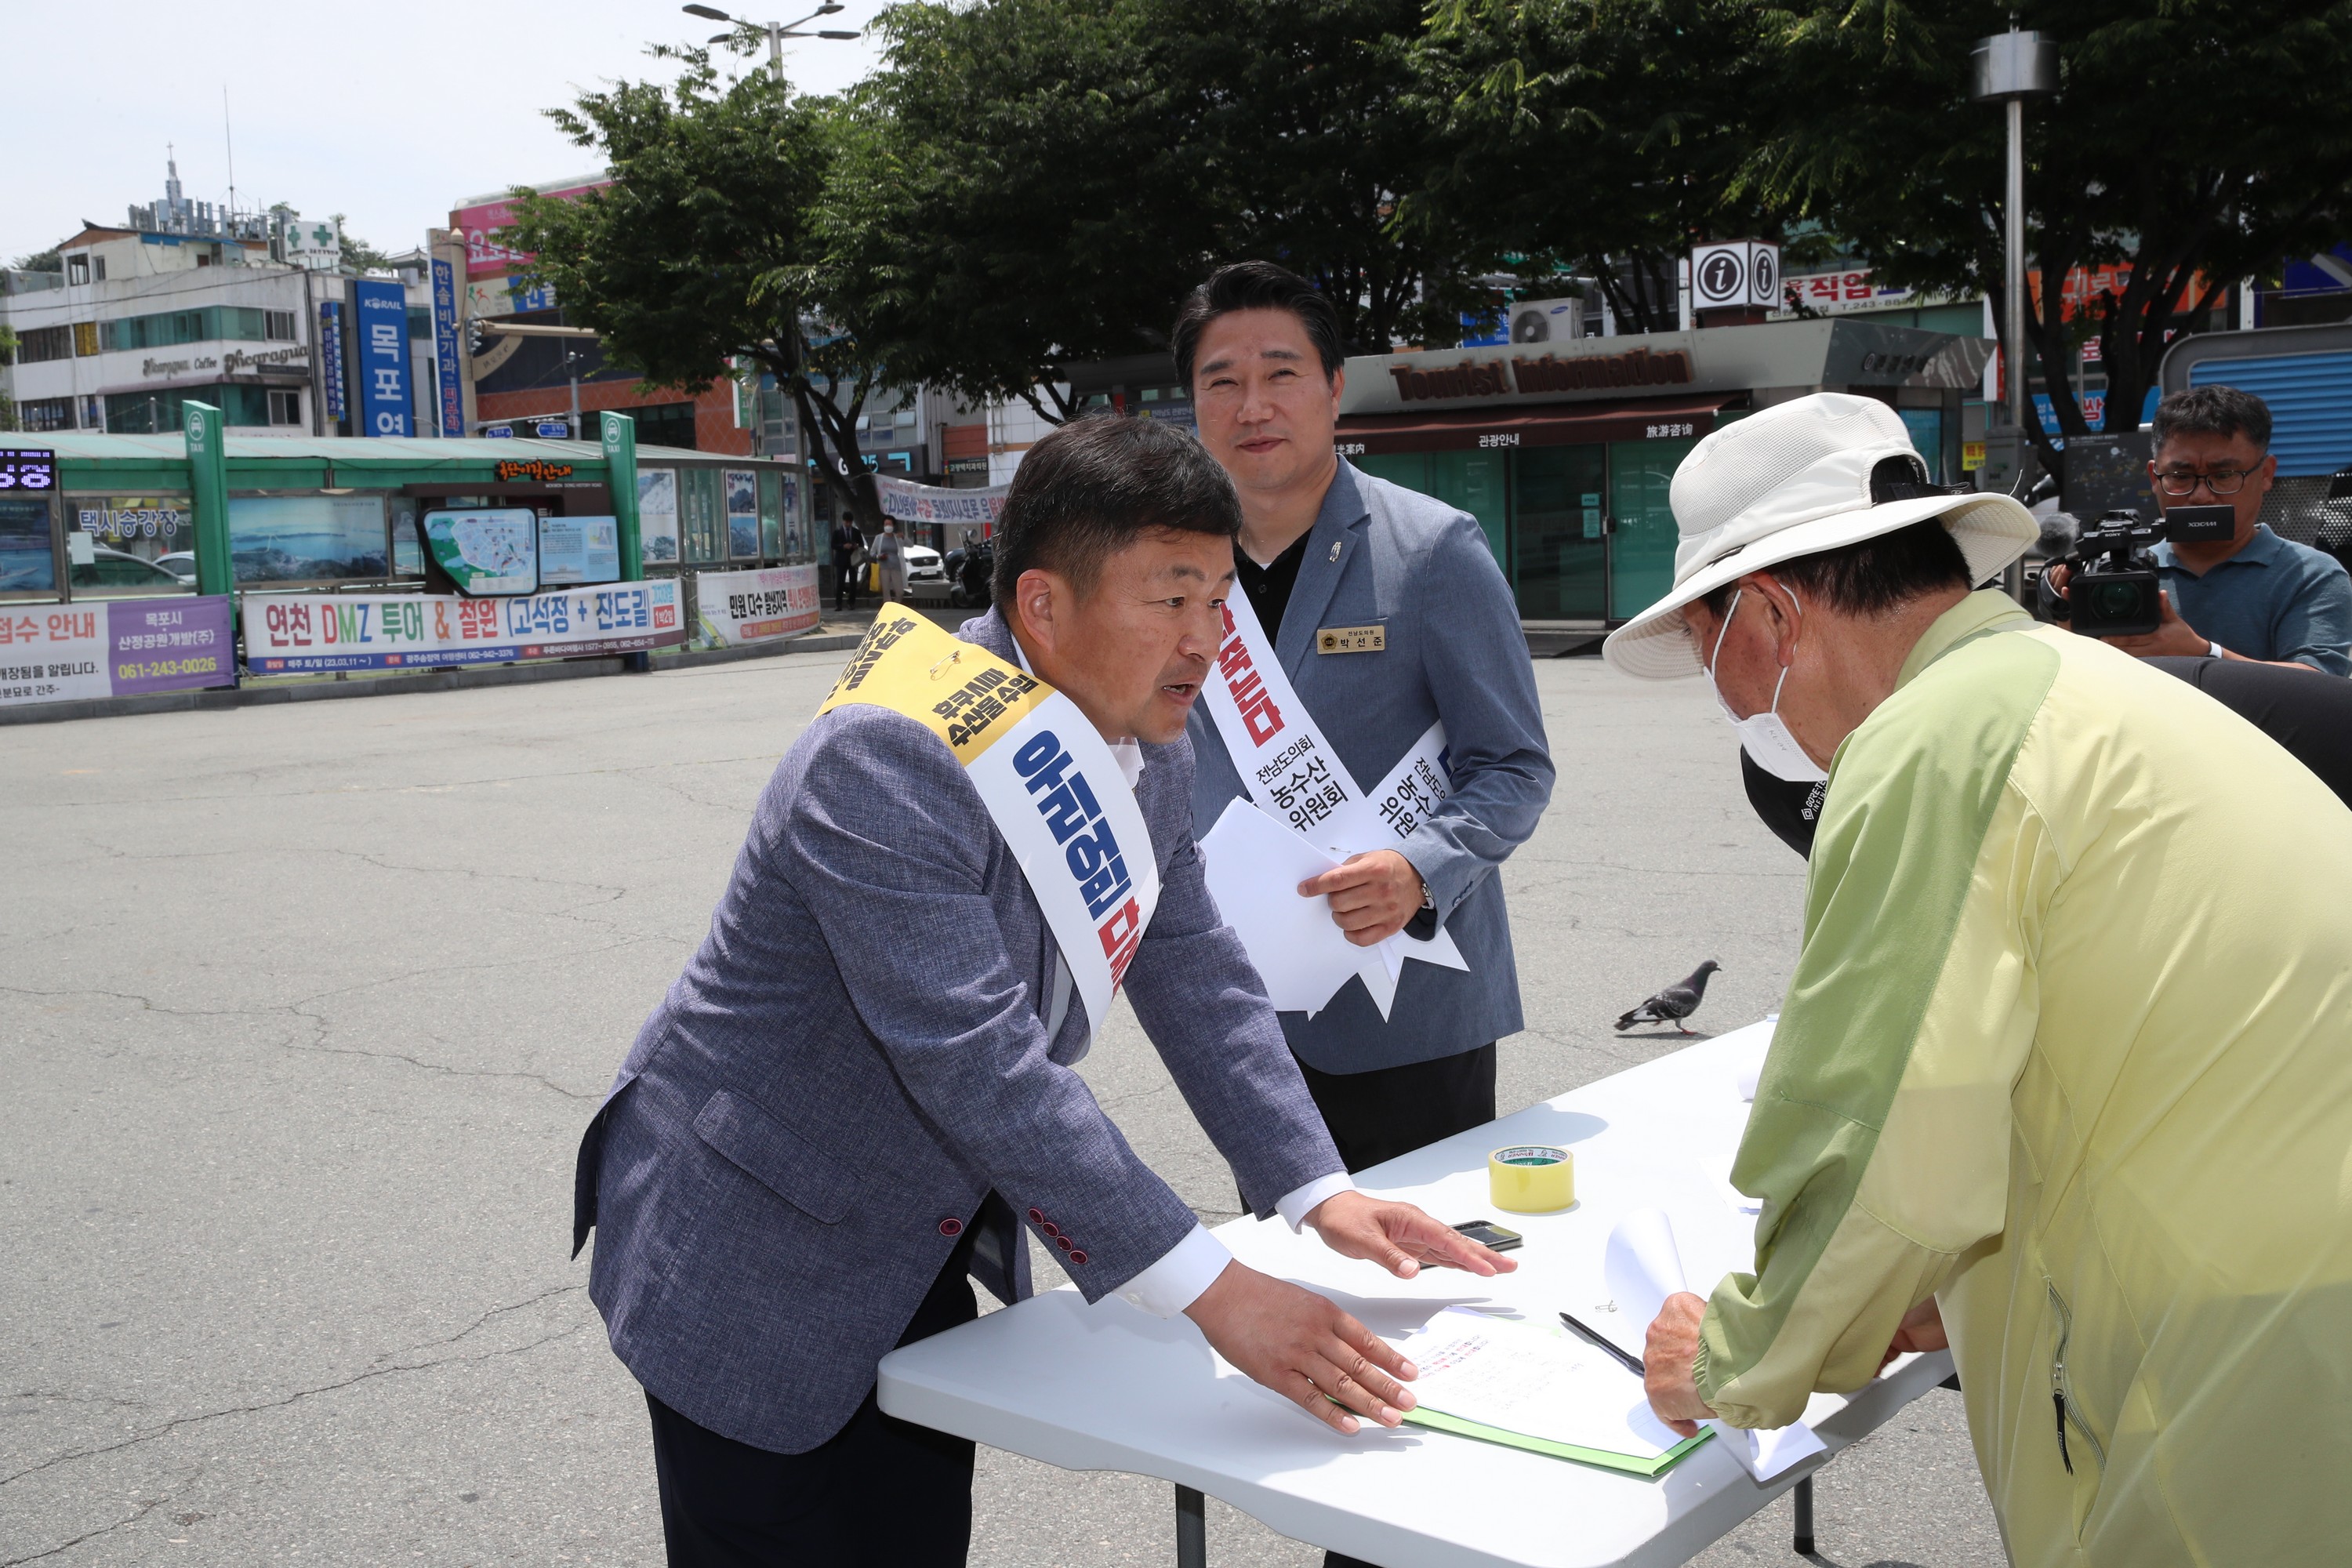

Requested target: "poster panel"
[
  {"left": 538, "top": 515, "right": 621, "bottom": 586},
  {"left": 724, "top": 468, "right": 760, "bottom": 559},
  {"left": 242, "top": 580, "right": 684, "bottom": 674},
  {"left": 637, "top": 469, "right": 681, "bottom": 564},
  {"left": 425, "top": 506, "right": 539, "bottom": 595},
  {"left": 0, "top": 597, "right": 237, "bottom": 707},
  {"left": 694, "top": 564, "right": 820, "bottom": 647}
]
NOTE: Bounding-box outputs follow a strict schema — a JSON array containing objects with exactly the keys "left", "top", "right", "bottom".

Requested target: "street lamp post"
[
  {"left": 1970, "top": 24, "right": 2060, "bottom": 439},
  {"left": 681, "top": 2, "right": 861, "bottom": 80}
]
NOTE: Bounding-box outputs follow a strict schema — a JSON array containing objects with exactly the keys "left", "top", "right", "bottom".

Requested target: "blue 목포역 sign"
[{"left": 352, "top": 278, "right": 413, "bottom": 437}]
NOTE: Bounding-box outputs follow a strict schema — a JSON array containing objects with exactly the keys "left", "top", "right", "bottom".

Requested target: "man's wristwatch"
[{"left": 1417, "top": 878, "right": 1436, "bottom": 912}]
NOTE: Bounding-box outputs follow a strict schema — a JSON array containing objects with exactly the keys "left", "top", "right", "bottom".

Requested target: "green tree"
[
  {"left": 822, "top": 0, "right": 1211, "bottom": 423},
  {"left": 504, "top": 49, "right": 887, "bottom": 529},
  {"left": 833, "top": 0, "right": 1501, "bottom": 424},
  {"left": 1751, "top": 0, "right": 2352, "bottom": 465},
  {"left": 10, "top": 250, "right": 61, "bottom": 274},
  {"left": 1421, "top": 0, "right": 1791, "bottom": 333}
]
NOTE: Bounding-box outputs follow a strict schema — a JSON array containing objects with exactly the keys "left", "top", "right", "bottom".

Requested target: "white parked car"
[{"left": 901, "top": 543, "right": 952, "bottom": 604}]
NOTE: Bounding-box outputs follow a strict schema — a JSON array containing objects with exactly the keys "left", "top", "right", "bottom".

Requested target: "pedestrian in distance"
[
  {"left": 873, "top": 519, "right": 908, "bottom": 605},
  {"left": 830, "top": 517, "right": 861, "bottom": 611},
  {"left": 572, "top": 414, "right": 1513, "bottom": 1568},
  {"left": 1608, "top": 392, "right": 2352, "bottom": 1566}
]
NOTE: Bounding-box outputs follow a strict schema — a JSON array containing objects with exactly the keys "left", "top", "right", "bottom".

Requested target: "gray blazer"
[
  {"left": 574, "top": 608, "right": 1342, "bottom": 1454},
  {"left": 1188, "top": 459, "right": 1555, "bottom": 1074}
]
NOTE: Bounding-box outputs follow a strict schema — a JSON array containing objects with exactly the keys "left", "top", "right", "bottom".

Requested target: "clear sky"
[{"left": 0, "top": 0, "right": 888, "bottom": 264}]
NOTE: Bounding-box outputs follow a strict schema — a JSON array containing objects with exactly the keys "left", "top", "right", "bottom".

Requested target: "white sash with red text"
[{"left": 1198, "top": 590, "right": 1466, "bottom": 1017}]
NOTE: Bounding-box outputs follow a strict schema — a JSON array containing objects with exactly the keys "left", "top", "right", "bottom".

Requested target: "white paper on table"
[
  {"left": 1392, "top": 1308, "right": 1684, "bottom": 1458},
  {"left": 1729, "top": 1025, "right": 1773, "bottom": 1102},
  {"left": 1200, "top": 797, "right": 1466, "bottom": 1021},
  {"left": 1603, "top": 1209, "right": 1826, "bottom": 1482}
]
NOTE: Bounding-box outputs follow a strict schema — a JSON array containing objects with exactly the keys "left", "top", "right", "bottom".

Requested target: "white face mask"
[{"left": 1707, "top": 588, "right": 1828, "bottom": 783}]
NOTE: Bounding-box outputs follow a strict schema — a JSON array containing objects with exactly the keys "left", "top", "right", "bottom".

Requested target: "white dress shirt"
[{"left": 1011, "top": 633, "right": 1356, "bottom": 1316}]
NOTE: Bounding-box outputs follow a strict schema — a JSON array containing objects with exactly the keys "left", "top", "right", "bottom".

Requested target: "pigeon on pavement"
[{"left": 1614, "top": 960, "right": 1722, "bottom": 1034}]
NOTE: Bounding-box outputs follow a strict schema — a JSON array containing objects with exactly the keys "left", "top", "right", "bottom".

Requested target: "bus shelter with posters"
[
  {"left": 1336, "top": 318, "right": 1991, "bottom": 626},
  {"left": 0, "top": 426, "right": 813, "bottom": 703}
]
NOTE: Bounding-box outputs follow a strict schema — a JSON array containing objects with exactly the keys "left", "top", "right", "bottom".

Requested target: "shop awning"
[{"left": 1334, "top": 393, "right": 1735, "bottom": 456}]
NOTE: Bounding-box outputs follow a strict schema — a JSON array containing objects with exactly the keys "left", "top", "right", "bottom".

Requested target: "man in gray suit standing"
[
  {"left": 1178, "top": 262, "right": 1555, "bottom": 1178},
  {"left": 574, "top": 415, "right": 1510, "bottom": 1567}
]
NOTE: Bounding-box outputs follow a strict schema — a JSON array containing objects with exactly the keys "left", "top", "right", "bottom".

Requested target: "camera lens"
[{"left": 2089, "top": 581, "right": 2145, "bottom": 622}]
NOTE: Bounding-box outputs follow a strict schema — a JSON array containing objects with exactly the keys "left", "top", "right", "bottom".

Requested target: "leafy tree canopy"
[{"left": 503, "top": 49, "right": 889, "bottom": 528}]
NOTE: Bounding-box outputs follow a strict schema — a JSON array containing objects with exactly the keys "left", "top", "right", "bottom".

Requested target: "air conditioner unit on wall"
[{"left": 1508, "top": 298, "right": 1584, "bottom": 343}]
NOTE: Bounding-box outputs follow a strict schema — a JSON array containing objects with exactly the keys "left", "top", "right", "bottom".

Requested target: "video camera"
[{"left": 2037, "top": 504, "right": 2234, "bottom": 637}]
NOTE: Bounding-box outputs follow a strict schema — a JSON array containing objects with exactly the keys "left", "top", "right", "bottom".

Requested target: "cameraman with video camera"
[{"left": 2045, "top": 386, "right": 2352, "bottom": 673}]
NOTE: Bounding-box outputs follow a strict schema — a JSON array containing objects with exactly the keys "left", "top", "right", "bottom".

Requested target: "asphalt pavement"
[{"left": 1, "top": 641, "right": 2005, "bottom": 1568}]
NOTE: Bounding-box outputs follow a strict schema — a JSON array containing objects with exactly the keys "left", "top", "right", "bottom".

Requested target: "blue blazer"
[
  {"left": 1187, "top": 459, "right": 1555, "bottom": 1074},
  {"left": 575, "top": 608, "right": 1343, "bottom": 1454}
]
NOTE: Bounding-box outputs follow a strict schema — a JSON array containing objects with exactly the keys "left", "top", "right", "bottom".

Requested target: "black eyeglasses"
[{"left": 2156, "top": 465, "right": 2261, "bottom": 497}]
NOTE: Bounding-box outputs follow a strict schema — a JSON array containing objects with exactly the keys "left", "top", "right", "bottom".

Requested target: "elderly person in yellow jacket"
[{"left": 1606, "top": 394, "right": 2352, "bottom": 1566}]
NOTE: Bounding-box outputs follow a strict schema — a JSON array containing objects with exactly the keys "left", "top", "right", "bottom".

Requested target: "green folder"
[{"left": 1399, "top": 1407, "right": 1712, "bottom": 1478}]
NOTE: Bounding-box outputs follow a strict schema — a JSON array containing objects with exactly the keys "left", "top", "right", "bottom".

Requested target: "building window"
[
  {"left": 19, "top": 397, "right": 75, "bottom": 432},
  {"left": 80, "top": 395, "right": 102, "bottom": 430},
  {"left": 18, "top": 325, "right": 72, "bottom": 363},
  {"left": 636, "top": 401, "right": 699, "bottom": 452},
  {"left": 67, "top": 254, "right": 89, "bottom": 285},
  {"left": 267, "top": 390, "right": 301, "bottom": 426},
  {"left": 265, "top": 310, "right": 296, "bottom": 342},
  {"left": 73, "top": 321, "right": 100, "bottom": 358},
  {"left": 93, "top": 256, "right": 107, "bottom": 282}
]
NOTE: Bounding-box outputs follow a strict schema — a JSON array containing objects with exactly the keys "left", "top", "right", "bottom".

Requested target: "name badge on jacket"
[{"left": 1316, "top": 624, "right": 1386, "bottom": 655}]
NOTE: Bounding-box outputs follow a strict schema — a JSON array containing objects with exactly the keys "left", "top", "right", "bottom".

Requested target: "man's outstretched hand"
[
  {"left": 1304, "top": 1190, "right": 1517, "bottom": 1280},
  {"left": 1185, "top": 1261, "right": 1420, "bottom": 1435},
  {"left": 1298, "top": 849, "right": 1427, "bottom": 946}
]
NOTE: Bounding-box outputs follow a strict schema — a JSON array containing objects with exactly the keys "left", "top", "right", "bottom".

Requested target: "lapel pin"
[{"left": 1329, "top": 541, "right": 1342, "bottom": 562}]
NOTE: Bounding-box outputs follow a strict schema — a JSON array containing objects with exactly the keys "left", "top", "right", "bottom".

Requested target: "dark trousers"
[
  {"left": 830, "top": 560, "right": 855, "bottom": 609},
  {"left": 645, "top": 1232, "right": 980, "bottom": 1567},
  {"left": 1282, "top": 1044, "right": 1497, "bottom": 1568}
]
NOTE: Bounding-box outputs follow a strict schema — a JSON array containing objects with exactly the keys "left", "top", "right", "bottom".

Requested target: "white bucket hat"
[{"left": 1602, "top": 393, "right": 2038, "bottom": 679}]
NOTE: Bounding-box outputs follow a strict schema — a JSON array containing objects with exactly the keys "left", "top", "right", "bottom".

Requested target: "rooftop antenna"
[{"left": 223, "top": 85, "right": 237, "bottom": 220}]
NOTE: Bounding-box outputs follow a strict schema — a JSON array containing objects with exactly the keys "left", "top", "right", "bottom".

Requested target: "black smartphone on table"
[{"left": 1451, "top": 1219, "right": 1523, "bottom": 1251}]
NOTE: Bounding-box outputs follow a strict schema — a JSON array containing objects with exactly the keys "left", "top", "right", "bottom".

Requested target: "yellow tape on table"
[{"left": 1488, "top": 1144, "right": 1574, "bottom": 1214}]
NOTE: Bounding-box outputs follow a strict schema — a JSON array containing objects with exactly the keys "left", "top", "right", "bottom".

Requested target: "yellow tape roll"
[{"left": 1488, "top": 1144, "right": 1575, "bottom": 1214}]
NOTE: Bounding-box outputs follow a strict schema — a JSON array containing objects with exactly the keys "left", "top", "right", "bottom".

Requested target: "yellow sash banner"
[
  {"left": 819, "top": 610, "right": 1051, "bottom": 762},
  {"left": 818, "top": 612, "right": 1161, "bottom": 1047}
]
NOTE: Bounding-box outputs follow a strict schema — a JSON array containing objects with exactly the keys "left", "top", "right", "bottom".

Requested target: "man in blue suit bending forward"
[{"left": 574, "top": 414, "right": 1510, "bottom": 1566}]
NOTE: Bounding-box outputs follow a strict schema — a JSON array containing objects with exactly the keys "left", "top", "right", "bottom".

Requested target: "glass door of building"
[
  {"left": 1351, "top": 451, "right": 1510, "bottom": 569},
  {"left": 1509, "top": 446, "right": 1608, "bottom": 620},
  {"left": 1606, "top": 436, "right": 1697, "bottom": 620}
]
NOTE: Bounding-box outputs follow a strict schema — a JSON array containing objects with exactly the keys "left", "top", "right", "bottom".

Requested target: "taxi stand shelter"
[{"left": 0, "top": 409, "right": 814, "bottom": 626}]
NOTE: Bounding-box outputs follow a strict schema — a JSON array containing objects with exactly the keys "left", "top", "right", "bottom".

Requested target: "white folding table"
[{"left": 879, "top": 1022, "right": 1956, "bottom": 1567}]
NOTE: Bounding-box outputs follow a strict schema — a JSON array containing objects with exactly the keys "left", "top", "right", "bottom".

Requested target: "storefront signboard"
[
  {"left": 695, "top": 564, "right": 820, "bottom": 647},
  {"left": 242, "top": 579, "right": 684, "bottom": 673},
  {"left": 538, "top": 515, "right": 621, "bottom": 586},
  {"left": 424, "top": 506, "right": 539, "bottom": 595},
  {"left": 352, "top": 279, "right": 413, "bottom": 437},
  {"left": 0, "top": 449, "right": 57, "bottom": 491},
  {"left": 0, "top": 596, "right": 237, "bottom": 708}
]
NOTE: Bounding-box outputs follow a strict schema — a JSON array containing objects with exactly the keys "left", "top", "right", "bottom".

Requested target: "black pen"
[{"left": 1560, "top": 1311, "right": 1646, "bottom": 1377}]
